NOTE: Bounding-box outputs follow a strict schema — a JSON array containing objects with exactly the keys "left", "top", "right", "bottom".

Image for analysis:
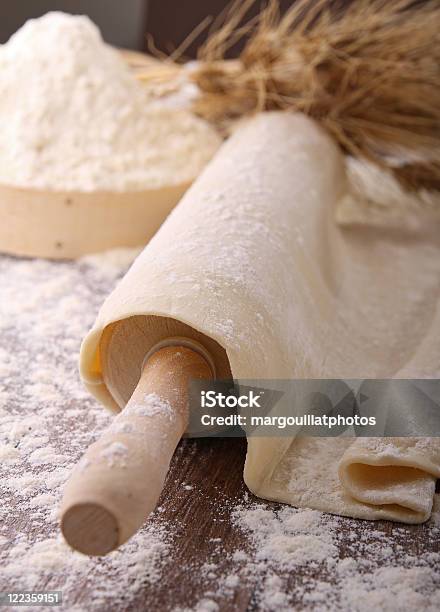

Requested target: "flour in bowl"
[{"left": 0, "top": 12, "right": 220, "bottom": 192}]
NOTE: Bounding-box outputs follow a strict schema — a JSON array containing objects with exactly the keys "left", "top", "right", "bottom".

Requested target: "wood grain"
[
  {"left": 1, "top": 251, "right": 438, "bottom": 611},
  {"left": 62, "top": 436, "right": 439, "bottom": 611}
]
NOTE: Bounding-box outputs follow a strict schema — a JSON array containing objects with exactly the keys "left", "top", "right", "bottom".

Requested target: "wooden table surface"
[
  {"left": 116, "top": 437, "right": 440, "bottom": 612},
  {"left": 1, "top": 252, "right": 439, "bottom": 612}
]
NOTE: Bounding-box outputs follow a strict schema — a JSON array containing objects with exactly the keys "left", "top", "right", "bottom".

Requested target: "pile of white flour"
[
  {"left": 0, "top": 249, "right": 439, "bottom": 610},
  {"left": 0, "top": 12, "right": 220, "bottom": 192}
]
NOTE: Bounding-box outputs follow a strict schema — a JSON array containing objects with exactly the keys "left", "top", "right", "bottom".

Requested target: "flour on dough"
[{"left": 80, "top": 112, "right": 440, "bottom": 523}]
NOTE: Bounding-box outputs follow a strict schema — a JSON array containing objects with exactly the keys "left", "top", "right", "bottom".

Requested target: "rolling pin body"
[{"left": 61, "top": 346, "right": 211, "bottom": 556}]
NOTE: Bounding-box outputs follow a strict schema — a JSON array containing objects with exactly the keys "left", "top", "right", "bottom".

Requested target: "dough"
[{"left": 80, "top": 112, "right": 440, "bottom": 523}]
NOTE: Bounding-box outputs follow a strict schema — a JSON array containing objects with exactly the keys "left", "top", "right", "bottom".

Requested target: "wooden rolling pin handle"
[{"left": 61, "top": 345, "right": 212, "bottom": 556}]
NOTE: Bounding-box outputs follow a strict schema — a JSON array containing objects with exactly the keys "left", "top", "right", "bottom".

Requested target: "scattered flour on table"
[
  {"left": 2, "top": 528, "right": 170, "bottom": 599},
  {"left": 80, "top": 247, "right": 143, "bottom": 277},
  {"left": 183, "top": 496, "right": 440, "bottom": 612},
  {"left": 1, "top": 247, "right": 439, "bottom": 611},
  {"left": 0, "top": 248, "right": 173, "bottom": 609},
  {"left": 0, "top": 12, "right": 220, "bottom": 191}
]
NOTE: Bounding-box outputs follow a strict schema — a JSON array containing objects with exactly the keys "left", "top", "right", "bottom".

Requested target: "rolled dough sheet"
[{"left": 80, "top": 112, "right": 440, "bottom": 523}]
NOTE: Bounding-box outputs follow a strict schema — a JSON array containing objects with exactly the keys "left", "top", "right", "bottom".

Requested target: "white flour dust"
[
  {"left": 182, "top": 495, "right": 440, "bottom": 612},
  {"left": 0, "top": 12, "right": 220, "bottom": 191},
  {"left": 99, "top": 441, "right": 129, "bottom": 467},
  {"left": 0, "top": 248, "right": 173, "bottom": 609},
  {"left": 126, "top": 393, "right": 175, "bottom": 419},
  {"left": 1, "top": 247, "right": 439, "bottom": 611}
]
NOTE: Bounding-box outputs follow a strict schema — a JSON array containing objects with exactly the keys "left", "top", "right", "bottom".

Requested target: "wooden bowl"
[
  {"left": 0, "top": 181, "right": 188, "bottom": 259},
  {"left": 0, "top": 50, "right": 204, "bottom": 259}
]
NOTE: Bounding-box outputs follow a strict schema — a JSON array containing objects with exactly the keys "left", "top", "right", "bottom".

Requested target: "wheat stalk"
[{"left": 191, "top": 0, "right": 440, "bottom": 190}]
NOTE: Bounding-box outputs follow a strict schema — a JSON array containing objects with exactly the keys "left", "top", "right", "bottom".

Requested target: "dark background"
[{"left": 0, "top": 0, "right": 294, "bottom": 56}]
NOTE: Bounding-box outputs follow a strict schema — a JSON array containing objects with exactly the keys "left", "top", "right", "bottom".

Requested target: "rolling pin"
[
  {"left": 61, "top": 337, "right": 224, "bottom": 556},
  {"left": 61, "top": 322, "right": 231, "bottom": 556}
]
